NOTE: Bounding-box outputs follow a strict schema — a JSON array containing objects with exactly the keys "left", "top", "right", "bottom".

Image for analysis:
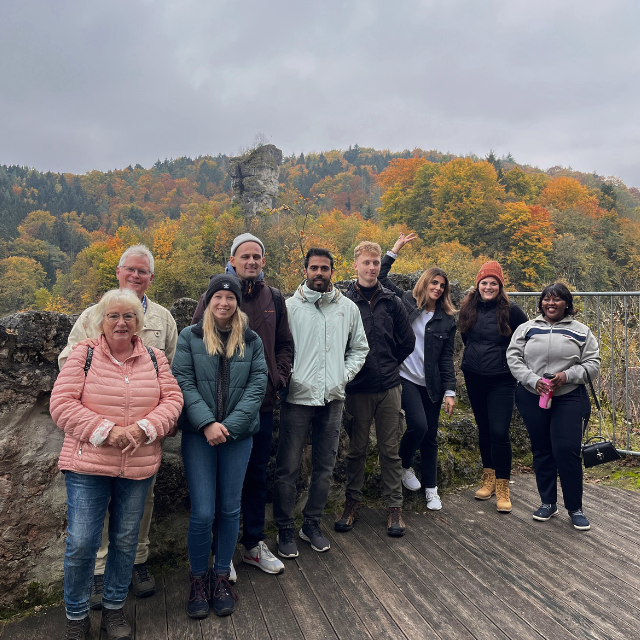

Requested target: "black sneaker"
[
  {"left": 568, "top": 509, "right": 591, "bottom": 531},
  {"left": 101, "top": 607, "right": 132, "bottom": 640},
  {"left": 187, "top": 570, "right": 211, "bottom": 619},
  {"left": 131, "top": 562, "right": 156, "bottom": 598},
  {"left": 299, "top": 522, "right": 330, "bottom": 552},
  {"left": 532, "top": 503, "right": 558, "bottom": 521},
  {"left": 64, "top": 616, "right": 90, "bottom": 640},
  {"left": 211, "top": 573, "right": 238, "bottom": 617},
  {"left": 89, "top": 574, "right": 103, "bottom": 610},
  {"left": 277, "top": 528, "right": 299, "bottom": 558},
  {"left": 335, "top": 498, "right": 361, "bottom": 532}
]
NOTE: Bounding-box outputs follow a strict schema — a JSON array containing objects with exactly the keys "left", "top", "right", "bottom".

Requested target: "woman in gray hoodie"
[{"left": 507, "top": 283, "right": 600, "bottom": 531}]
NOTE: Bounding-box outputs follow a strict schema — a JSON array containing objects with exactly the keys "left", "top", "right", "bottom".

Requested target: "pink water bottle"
[{"left": 538, "top": 373, "right": 555, "bottom": 409}]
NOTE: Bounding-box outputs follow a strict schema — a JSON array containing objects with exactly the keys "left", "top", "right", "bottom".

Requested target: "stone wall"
[{"left": 0, "top": 281, "right": 531, "bottom": 608}]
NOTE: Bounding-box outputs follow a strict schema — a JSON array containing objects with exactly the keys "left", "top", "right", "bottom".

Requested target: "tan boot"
[
  {"left": 496, "top": 479, "right": 512, "bottom": 512},
  {"left": 475, "top": 468, "right": 496, "bottom": 500}
]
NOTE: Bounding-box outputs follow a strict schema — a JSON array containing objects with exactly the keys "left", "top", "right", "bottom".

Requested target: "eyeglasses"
[
  {"left": 105, "top": 313, "right": 137, "bottom": 323},
  {"left": 121, "top": 266, "right": 151, "bottom": 277}
]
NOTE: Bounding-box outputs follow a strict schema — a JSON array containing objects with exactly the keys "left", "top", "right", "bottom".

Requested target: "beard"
[{"left": 308, "top": 276, "right": 331, "bottom": 292}]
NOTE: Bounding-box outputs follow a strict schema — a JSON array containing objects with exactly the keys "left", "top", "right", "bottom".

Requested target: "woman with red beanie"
[{"left": 458, "top": 262, "right": 528, "bottom": 512}]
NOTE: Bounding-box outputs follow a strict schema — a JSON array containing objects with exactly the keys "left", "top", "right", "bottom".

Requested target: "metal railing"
[{"left": 508, "top": 292, "right": 640, "bottom": 456}]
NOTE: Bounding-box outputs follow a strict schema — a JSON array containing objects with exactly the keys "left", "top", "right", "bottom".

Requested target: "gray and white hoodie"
[{"left": 506, "top": 315, "right": 600, "bottom": 396}]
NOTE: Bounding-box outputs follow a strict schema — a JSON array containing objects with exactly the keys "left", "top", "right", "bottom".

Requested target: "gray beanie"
[{"left": 230, "top": 233, "right": 265, "bottom": 257}]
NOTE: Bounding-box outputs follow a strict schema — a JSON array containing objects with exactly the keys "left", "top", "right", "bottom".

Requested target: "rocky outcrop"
[{"left": 229, "top": 144, "right": 283, "bottom": 225}]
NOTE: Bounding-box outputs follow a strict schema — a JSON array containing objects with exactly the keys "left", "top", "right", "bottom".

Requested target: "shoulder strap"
[
  {"left": 83, "top": 346, "right": 94, "bottom": 377},
  {"left": 581, "top": 365, "right": 601, "bottom": 410},
  {"left": 146, "top": 346, "right": 159, "bottom": 376},
  {"left": 269, "top": 286, "right": 283, "bottom": 328}
]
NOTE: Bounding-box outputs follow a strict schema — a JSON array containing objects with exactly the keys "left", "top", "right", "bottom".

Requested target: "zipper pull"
[
  {"left": 125, "top": 375, "right": 129, "bottom": 384},
  {"left": 78, "top": 445, "right": 82, "bottom": 456}
]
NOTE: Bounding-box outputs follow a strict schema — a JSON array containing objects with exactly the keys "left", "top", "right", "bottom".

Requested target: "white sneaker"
[
  {"left": 242, "top": 541, "right": 285, "bottom": 575},
  {"left": 401, "top": 467, "right": 421, "bottom": 491},
  {"left": 212, "top": 557, "right": 237, "bottom": 584},
  {"left": 425, "top": 487, "right": 442, "bottom": 511}
]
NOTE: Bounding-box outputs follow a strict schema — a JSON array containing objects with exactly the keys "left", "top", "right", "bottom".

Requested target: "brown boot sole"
[
  {"left": 497, "top": 506, "right": 512, "bottom": 513},
  {"left": 475, "top": 492, "right": 495, "bottom": 500}
]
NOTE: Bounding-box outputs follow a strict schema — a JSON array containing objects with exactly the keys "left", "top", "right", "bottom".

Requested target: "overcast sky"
[{"left": 1, "top": 1, "right": 639, "bottom": 186}]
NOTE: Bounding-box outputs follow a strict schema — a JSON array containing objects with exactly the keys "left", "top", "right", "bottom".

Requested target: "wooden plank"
[
  {"left": 246, "top": 556, "right": 304, "bottom": 640},
  {"left": 292, "top": 536, "right": 370, "bottom": 640},
  {"left": 397, "top": 511, "right": 549, "bottom": 640},
  {"left": 229, "top": 558, "right": 272, "bottom": 640},
  {"left": 199, "top": 611, "right": 236, "bottom": 640},
  {"left": 312, "top": 525, "right": 406, "bottom": 640},
  {"left": 135, "top": 572, "right": 168, "bottom": 640},
  {"left": 510, "top": 480, "right": 640, "bottom": 564},
  {"left": 514, "top": 476, "right": 640, "bottom": 546},
  {"left": 164, "top": 567, "right": 203, "bottom": 640},
  {"left": 264, "top": 550, "right": 338, "bottom": 640},
  {"left": 352, "top": 511, "right": 487, "bottom": 640},
  {"left": 318, "top": 517, "right": 440, "bottom": 640},
  {"left": 437, "top": 495, "right": 631, "bottom": 640}
]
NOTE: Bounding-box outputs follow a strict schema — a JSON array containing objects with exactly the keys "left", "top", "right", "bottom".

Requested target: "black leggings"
[
  {"left": 398, "top": 379, "right": 441, "bottom": 488},
  {"left": 516, "top": 386, "right": 587, "bottom": 512},
  {"left": 464, "top": 371, "right": 516, "bottom": 480}
]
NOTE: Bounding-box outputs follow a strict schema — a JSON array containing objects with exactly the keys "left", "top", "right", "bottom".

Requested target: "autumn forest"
[{"left": 2, "top": 145, "right": 640, "bottom": 317}]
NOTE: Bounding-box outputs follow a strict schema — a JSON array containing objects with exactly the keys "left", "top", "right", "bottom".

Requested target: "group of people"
[{"left": 51, "top": 233, "right": 601, "bottom": 640}]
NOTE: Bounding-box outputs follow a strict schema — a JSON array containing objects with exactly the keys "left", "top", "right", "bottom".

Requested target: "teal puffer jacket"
[{"left": 173, "top": 321, "right": 268, "bottom": 440}]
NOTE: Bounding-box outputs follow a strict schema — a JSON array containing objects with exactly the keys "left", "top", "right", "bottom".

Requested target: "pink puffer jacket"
[{"left": 50, "top": 334, "right": 183, "bottom": 480}]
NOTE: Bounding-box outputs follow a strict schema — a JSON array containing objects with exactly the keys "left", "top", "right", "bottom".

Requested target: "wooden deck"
[{"left": 3, "top": 474, "right": 640, "bottom": 640}]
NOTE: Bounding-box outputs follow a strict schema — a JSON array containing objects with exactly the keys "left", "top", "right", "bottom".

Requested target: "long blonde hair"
[
  {"left": 202, "top": 305, "right": 248, "bottom": 358},
  {"left": 413, "top": 267, "right": 455, "bottom": 315}
]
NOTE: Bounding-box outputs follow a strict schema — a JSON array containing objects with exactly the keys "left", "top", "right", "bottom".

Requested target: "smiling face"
[
  {"left": 305, "top": 256, "right": 334, "bottom": 293},
  {"left": 478, "top": 277, "right": 500, "bottom": 301},
  {"left": 116, "top": 254, "right": 154, "bottom": 300},
  {"left": 230, "top": 241, "right": 265, "bottom": 281},
  {"left": 103, "top": 302, "right": 138, "bottom": 351},
  {"left": 354, "top": 251, "right": 381, "bottom": 288},
  {"left": 208, "top": 290, "right": 238, "bottom": 327},
  {"left": 541, "top": 293, "right": 568, "bottom": 324},
  {"left": 427, "top": 275, "right": 446, "bottom": 303}
]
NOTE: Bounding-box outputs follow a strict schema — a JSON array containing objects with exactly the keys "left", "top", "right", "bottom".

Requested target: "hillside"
[{"left": 1, "top": 145, "right": 640, "bottom": 316}]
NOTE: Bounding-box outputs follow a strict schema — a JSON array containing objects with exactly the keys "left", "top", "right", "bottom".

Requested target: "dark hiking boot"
[
  {"left": 211, "top": 573, "right": 238, "bottom": 617},
  {"left": 187, "top": 570, "right": 211, "bottom": 619},
  {"left": 64, "top": 616, "right": 90, "bottom": 640},
  {"left": 89, "top": 574, "right": 103, "bottom": 610},
  {"left": 101, "top": 607, "right": 132, "bottom": 640},
  {"left": 335, "top": 498, "right": 361, "bottom": 532},
  {"left": 131, "top": 562, "right": 156, "bottom": 598},
  {"left": 386, "top": 507, "right": 406, "bottom": 537}
]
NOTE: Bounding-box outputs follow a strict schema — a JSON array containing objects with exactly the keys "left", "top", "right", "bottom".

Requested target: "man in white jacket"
[
  {"left": 58, "top": 244, "right": 177, "bottom": 609},
  {"left": 273, "top": 248, "right": 369, "bottom": 558}
]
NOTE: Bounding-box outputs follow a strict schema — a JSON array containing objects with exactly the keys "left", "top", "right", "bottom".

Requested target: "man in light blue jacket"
[{"left": 273, "top": 248, "right": 369, "bottom": 558}]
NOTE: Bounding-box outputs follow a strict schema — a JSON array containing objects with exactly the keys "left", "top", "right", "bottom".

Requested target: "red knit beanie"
[{"left": 476, "top": 261, "right": 504, "bottom": 286}]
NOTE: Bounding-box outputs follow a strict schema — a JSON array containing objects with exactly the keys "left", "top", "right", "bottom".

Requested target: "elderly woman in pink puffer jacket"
[{"left": 50, "top": 288, "right": 183, "bottom": 640}]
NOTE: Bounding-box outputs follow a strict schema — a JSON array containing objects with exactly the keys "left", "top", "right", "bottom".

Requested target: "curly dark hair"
[{"left": 538, "top": 283, "right": 575, "bottom": 317}]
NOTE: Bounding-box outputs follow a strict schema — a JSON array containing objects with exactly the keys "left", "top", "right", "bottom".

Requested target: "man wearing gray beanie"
[{"left": 192, "top": 233, "right": 292, "bottom": 578}]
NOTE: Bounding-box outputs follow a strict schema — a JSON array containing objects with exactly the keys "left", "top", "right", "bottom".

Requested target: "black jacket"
[
  {"left": 460, "top": 298, "right": 528, "bottom": 376},
  {"left": 379, "top": 254, "right": 457, "bottom": 402},
  {"left": 345, "top": 281, "right": 415, "bottom": 394}
]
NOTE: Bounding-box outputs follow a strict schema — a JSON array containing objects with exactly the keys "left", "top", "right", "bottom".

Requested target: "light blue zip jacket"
[{"left": 286, "top": 282, "right": 369, "bottom": 406}]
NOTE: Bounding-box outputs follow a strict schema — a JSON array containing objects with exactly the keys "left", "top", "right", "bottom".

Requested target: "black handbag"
[{"left": 580, "top": 367, "right": 620, "bottom": 468}]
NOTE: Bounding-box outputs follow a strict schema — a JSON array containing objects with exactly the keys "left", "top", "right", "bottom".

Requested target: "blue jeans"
[
  {"left": 273, "top": 399, "right": 343, "bottom": 529},
  {"left": 64, "top": 471, "right": 153, "bottom": 619},
  {"left": 182, "top": 430, "right": 252, "bottom": 575},
  {"left": 240, "top": 411, "right": 274, "bottom": 550}
]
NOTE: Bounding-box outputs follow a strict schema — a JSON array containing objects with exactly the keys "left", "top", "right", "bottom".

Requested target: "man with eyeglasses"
[{"left": 58, "top": 244, "right": 178, "bottom": 609}]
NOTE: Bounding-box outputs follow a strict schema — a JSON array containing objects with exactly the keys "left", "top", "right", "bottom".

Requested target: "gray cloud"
[{"left": 1, "top": 0, "right": 639, "bottom": 185}]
